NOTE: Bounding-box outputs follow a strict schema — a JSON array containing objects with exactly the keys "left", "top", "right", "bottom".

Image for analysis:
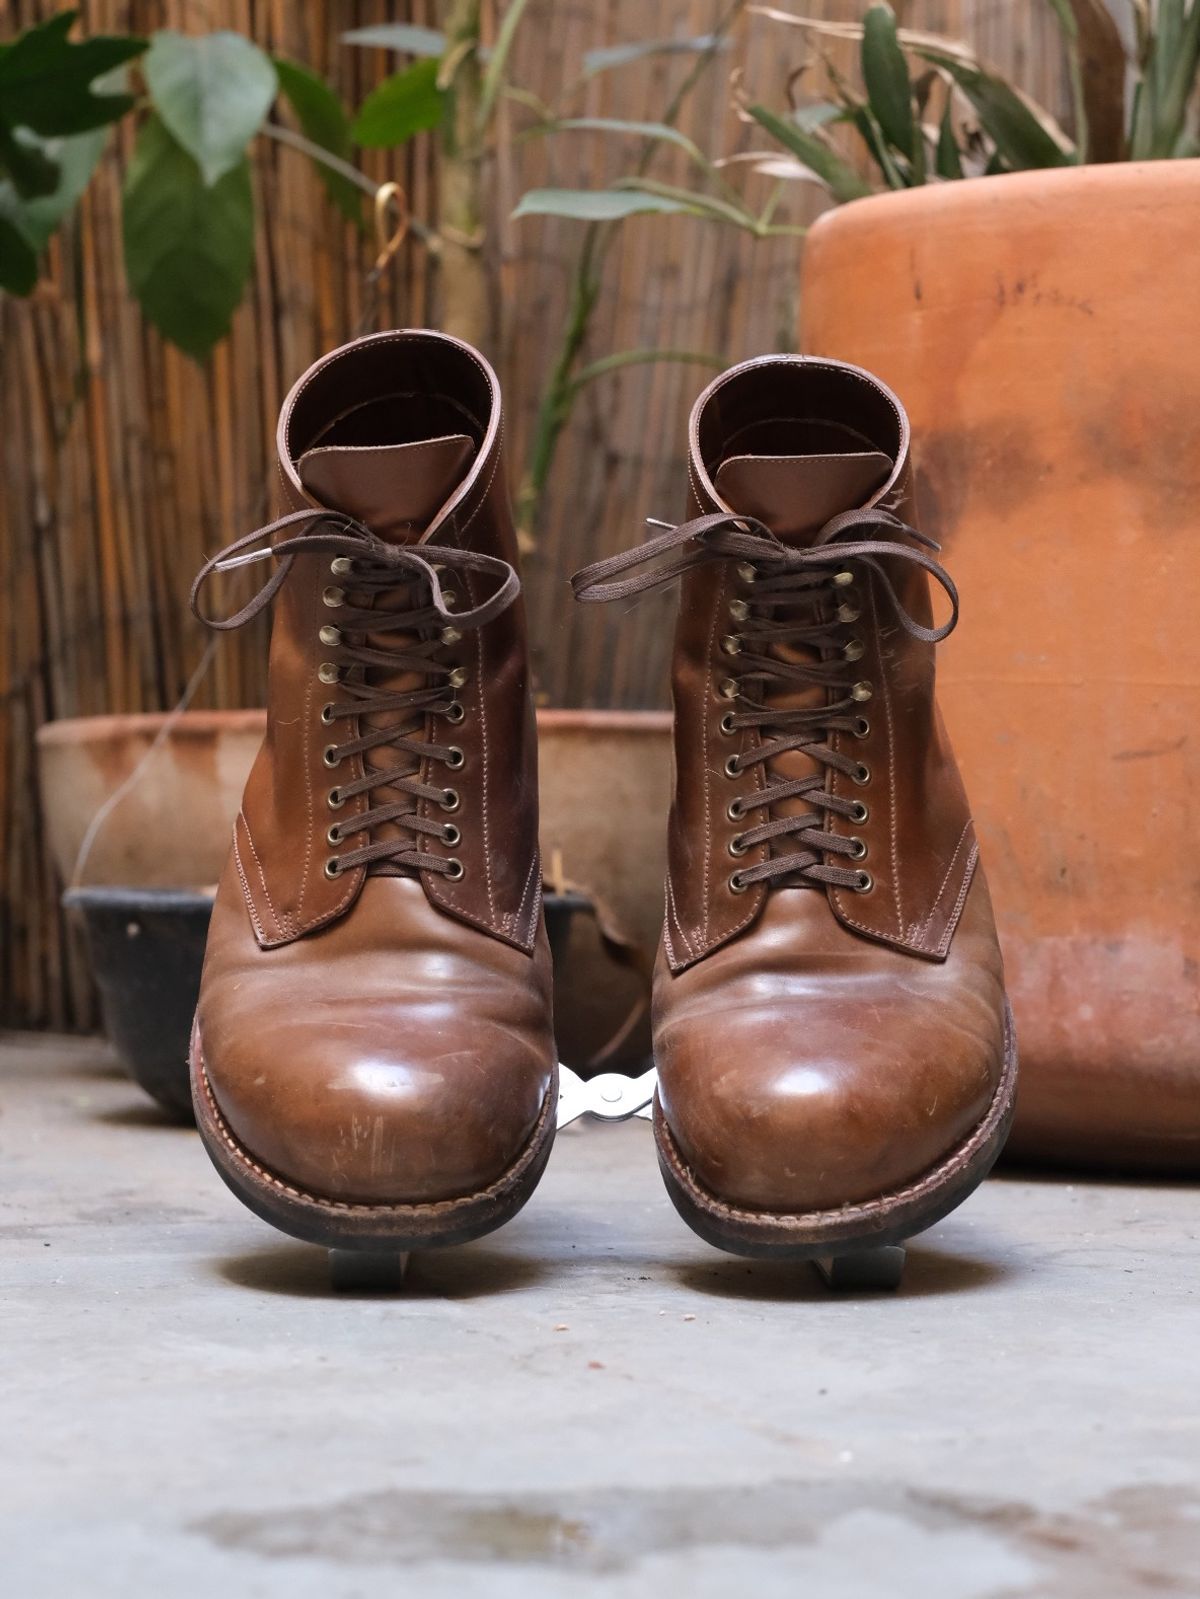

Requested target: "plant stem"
[
  {"left": 517, "top": 1, "right": 745, "bottom": 543},
  {"left": 259, "top": 122, "right": 440, "bottom": 249},
  {"left": 440, "top": 0, "right": 490, "bottom": 347}
]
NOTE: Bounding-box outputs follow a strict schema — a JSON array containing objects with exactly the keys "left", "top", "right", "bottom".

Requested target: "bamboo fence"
[{"left": 0, "top": 0, "right": 1069, "bottom": 1028}]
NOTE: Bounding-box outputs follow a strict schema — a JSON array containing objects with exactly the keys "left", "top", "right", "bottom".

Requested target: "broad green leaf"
[
  {"left": 145, "top": 31, "right": 277, "bottom": 186},
  {"left": 0, "top": 122, "right": 59, "bottom": 197},
  {"left": 341, "top": 25, "right": 447, "bottom": 58},
  {"left": 273, "top": 58, "right": 360, "bottom": 222},
  {"left": 513, "top": 187, "right": 691, "bottom": 221},
  {"left": 0, "top": 212, "right": 37, "bottom": 293},
  {"left": 0, "top": 11, "right": 145, "bottom": 136},
  {"left": 862, "top": 4, "right": 915, "bottom": 159},
  {"left": 352, "top": 57, "right": 445, "bottom": 148},
  {"left": 582, "top": 35, "right": 726, "bottom": 77},
  {"left": 935, "top": 101, "right": 965, "bottom": 178},
  {"left": 746, "top": 103, "right": 872, "bottom": 202},
  {"left": 913, "top": 47, "right": 1072, "bottom": 168},
  {"left": 2, "top": 126, "right": 106, "bottom": 247},
  {"left": 122, "top": 114, "right": 254, "bottom": 359}
]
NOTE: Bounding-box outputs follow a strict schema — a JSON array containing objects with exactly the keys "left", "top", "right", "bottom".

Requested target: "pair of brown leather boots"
[{"left": 190, "top": 330, "right": 1016, "bottom": 1289}]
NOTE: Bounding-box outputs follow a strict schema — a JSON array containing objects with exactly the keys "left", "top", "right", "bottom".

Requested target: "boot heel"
[
  {"left": 813, "top": 1246, "right": 906, "bottom": 1291},
  {"left": 329, "top": 1249, "right": 411, "bottom": 1293}
]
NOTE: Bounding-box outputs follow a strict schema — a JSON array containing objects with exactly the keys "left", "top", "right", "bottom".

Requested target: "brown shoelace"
[
  {"left": 192, "top": 509, "right": 519, "bottom": 879},
  {"left": 572, "top": 506, "right": 958, "bottom": 894}
]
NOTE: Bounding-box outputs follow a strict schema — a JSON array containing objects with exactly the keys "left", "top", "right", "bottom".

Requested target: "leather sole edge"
[{"left": 654, "top": 998, "right": 1018, "bottom": 1260}]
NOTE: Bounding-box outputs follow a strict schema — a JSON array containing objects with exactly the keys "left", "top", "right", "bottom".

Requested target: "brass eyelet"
[
  {"left": 441, "top": 626, "right": 462, "bottom": 645},
  {"left": 319, "top": 625, "right": 341, "bottom": 647},
  {"left": 728, "top": 598, "right": 749, "bottom": 623},
  {"left": 327, "top": 787, "right": 345, "bottom": 810},
  {"left": 728, "top": 834, "right": 749, "bottom": 858},
  {"left": 441, "top": 590, "right": 458, "bottom": 611},
  {"left": 324, "top": 857, "right": 342, "bottom": 879},
  {"left": 322, "top": 586, "right": 345, "bottom": 609},
  {"left": 853, "top": 716, "right": 871, "bottom": 740},
  {"left": 445, "top": 746, "right": 465, "bottom": 770},
  {"left": 442, "top": 823, "right": 461, "bottom": 848},
  {"left": 736, "top": 563, "right": 756, "bottom": 584},
  {"left": 836, "top": 604, "right": 861, "bottom": 625},
  {"left": 849, "top": 801, "right": 869, "bottom": 824},
  {"left": 330, "top": 557, "right": 354, "bottom": 577},
  {"left": 444, "top": 857, "right": 465, "bottom": 882},
  {"left": 323, "top": 745, "right": 342, "bottom": 769},
  {"left": 318, "top": 662, "right": 339, "bottom": 685},
  {"left": 848, "top": 837, "right": 868, "bottom": 861},
  {"left": 843, "top": 639, "right": 865, "bottom": 663},
  {"left": 440, "top": 788, "right": 461, "bottom": 813},
  {"left": 447, "top": 666, "right": 469, "bottom": 690},
  {"left": 727, "top": 799, "right": 744, "bottom": 822},
  {"left": 724, "top": 754, "right": 741, "bottom": 779},
  {"left": 729, "top": 871, "right": 749, "bottom": 895},
  {"left": 718, "top": 677, "right": 738, "bottom": 700},
  {"left": 854, "top": 870, "right": 874, "bottom": 894},
  {"left": 833, "top": 570, "right": 854, "bottom": 587},
  {"left": 444, "top": 701, "right": 466, "bottom": 724},
  {"left": 852, "top": 680, "right": 874, "bottom": 703},
  {"left": 852, "top": 762, "right": 871, "bottom": 786},
  {"left": 326, "top": 824, "right": 342, "bottom": 847},
  {"left": 720, "top": 635, "right": 741, "bottom": 657},
  {"left": 320, "top": 702, "right": 336, "bottom": 725},
  {"left": 720, "top": 711, "right": 736, "bottom": 736}
]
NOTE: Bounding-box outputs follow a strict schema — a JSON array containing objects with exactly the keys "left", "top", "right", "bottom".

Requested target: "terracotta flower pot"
[{"left": 799, "top": 161, "right": 1200, "bottom": 1172}]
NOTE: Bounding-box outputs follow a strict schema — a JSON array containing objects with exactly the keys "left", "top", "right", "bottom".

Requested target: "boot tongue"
[
  {"left": 296, "top": 434, "right": 474, "bottom": 541},
  {"left": 713, "top": 450, "right": 892, "bottom": 540}
]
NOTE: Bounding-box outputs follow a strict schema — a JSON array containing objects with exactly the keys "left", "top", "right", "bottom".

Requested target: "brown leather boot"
[
  {"left": 575, "top": 355, "right": 1016, "bottom": 1282},
  {"left": 189, "top": 331, "right": 556, "bottom": 1281}
]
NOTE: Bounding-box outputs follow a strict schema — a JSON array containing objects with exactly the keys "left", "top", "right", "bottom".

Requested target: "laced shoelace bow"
[
  {"left": 191, "top": 508, "right": 519, "bottom": 880},
  {"left": 572, "top": 506, "right": 959, "bottom": 895}
]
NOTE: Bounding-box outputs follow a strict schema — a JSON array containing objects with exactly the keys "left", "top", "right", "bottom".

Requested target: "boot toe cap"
[
  {"left": 198, "top": 1015, "right": 551, "bottom": 1206},
  {"left": 656, "top": 1005, "right": 1002, "bottom": 1214}
]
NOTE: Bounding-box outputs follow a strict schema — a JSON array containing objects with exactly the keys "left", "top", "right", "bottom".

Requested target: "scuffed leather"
[
  {"left": 655, "top": 355, "right": 1008, "bottom": 1212},
  {"left": 197, "top": 330, "right": 553, "bottom": 1206}
]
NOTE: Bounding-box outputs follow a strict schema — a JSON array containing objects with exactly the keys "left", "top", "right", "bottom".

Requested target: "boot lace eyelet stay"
[
  {"left": 192, "top": 509, "right": 520, "bottom": 885},
  {"left": 573, "top": 505, "right": 958, "bottom": 900}
]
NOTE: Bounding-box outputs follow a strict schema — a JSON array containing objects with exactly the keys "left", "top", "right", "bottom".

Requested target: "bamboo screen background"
[{"left": 0, "top": 0, "right": 1069, "bottom": 1028}]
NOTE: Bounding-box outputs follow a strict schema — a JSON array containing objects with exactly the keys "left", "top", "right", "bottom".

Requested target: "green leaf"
[
  {"left": 2, "top": 126, "right": 106, "bottom": 247},
  {"left": 746, "top": 103, "right": 872, "bottom": 202},
  {"left": 861, "top": 4, "right": 915, "bottom": 159},
  {"left": 0, "top": 121, "right": 60, "bottom": 198},
  {"left": 122, "top": 114, "right": 254, "bottom": 359},
  {"left": 144, "top": 31, "right": 277, "bottom": 186},
  {"left": 352, "top": 57, "right": 445, "bottom": 148},
  {"left": 0, "top": 11, "right": 145, "bottom": 136},
  {"left": 512, "top": 187, "right": 691, "bottom": 221},
  {"left": 913, "top": 47, "right": 1072, "bottom": 168},
  {"left": 538, "top": 117, "right": 706, "bottom": 164},
  {"left": 582, "top": 35, "right": 726, "bottom": 77},
  {"left": 0, "top": 212, "right": 38, "bottom": 294},
  {"left": 273, "top": 58, "right": 360, "bottom": 222},
  {"left": 341, "top": 25, "right": 447, "bottom": 58},
  {"left": 935, "top": 100, "right": 965, "bottom": 179}
]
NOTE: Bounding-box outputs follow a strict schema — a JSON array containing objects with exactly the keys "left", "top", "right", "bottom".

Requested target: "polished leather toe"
[
  {"left": 197, "top": 872, "right": 554, "bottom": 1204},
  {"left": 654, "top": 879, "right": 1005, "bottom": 1212}
]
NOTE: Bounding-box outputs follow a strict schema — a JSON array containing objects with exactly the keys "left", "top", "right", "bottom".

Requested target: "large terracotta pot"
[{"left": 800, "top": 162, "right": 1200, "bottom": 1172}]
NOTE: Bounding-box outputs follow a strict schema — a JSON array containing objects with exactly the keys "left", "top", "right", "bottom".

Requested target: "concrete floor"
[{"left": 2, "top": 1032, "right": 1198, "bottom": 1599}]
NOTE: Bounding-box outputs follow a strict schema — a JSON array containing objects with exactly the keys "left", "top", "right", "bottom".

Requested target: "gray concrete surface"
[{"left": 2, "top": 1031, "right": 1198, "bottom": 1599}]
